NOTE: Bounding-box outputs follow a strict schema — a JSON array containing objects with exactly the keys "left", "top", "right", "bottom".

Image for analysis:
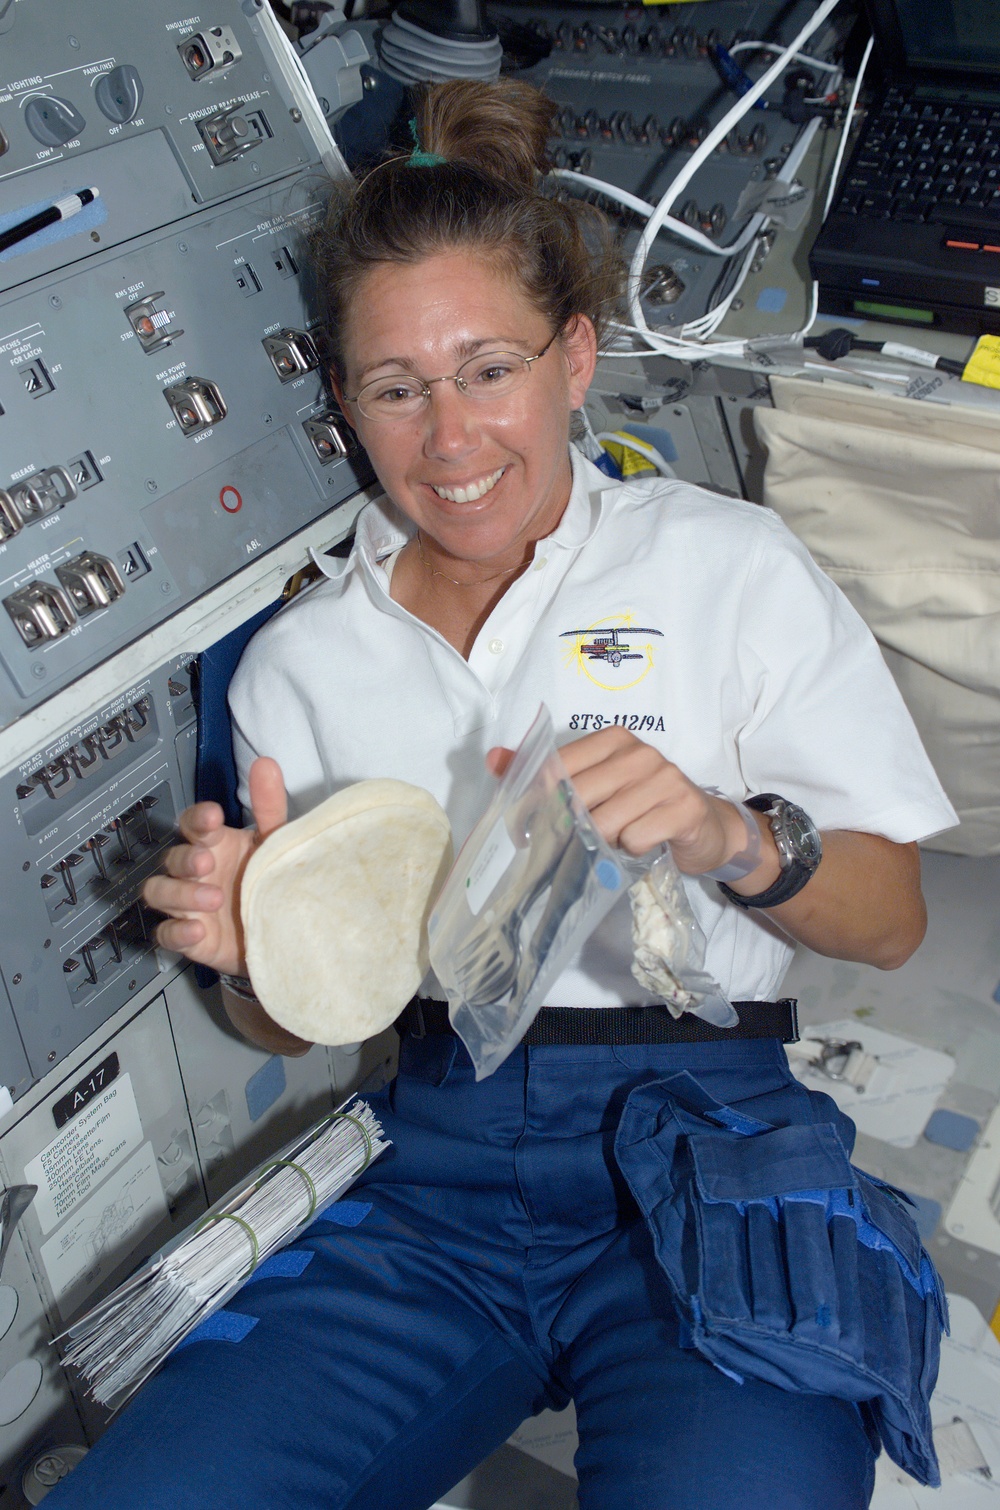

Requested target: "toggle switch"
[{"left": 55, "top": 551, "right": 126, "bottom": 616}]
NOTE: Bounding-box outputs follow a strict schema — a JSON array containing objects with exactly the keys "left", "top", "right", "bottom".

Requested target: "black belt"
[{"left": 396, "top": 998, "right": 799, "bottom": 1046}]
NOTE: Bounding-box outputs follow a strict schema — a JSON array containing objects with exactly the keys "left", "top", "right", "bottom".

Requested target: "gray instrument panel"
[
  {"left": 1, "top": 655, "right": 197, "bottom": 1090},
  {"left": 0, "top": 0, "right": 368, "bottom": 727},
  {"left": 493, "top": 0, "right": 835, "bottom": 330}
]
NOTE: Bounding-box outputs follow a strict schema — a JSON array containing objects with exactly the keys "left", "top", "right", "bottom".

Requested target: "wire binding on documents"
[{"left": 58, "top": 1099, "right": 388, "bottom": 1411}]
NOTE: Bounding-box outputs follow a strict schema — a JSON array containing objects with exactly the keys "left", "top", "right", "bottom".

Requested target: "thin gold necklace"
[{"left": 414, "top": 532, "right": 524, "bottom": 589}]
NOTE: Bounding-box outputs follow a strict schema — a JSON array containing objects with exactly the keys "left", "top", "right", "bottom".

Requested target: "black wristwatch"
[{"left": 719, "top": 794, "right": 822, "bottom": 910}]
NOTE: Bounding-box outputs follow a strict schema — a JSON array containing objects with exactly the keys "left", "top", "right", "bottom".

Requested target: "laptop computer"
[{"left": 809, "top": 0, "right": 1000, "bottom": 334}]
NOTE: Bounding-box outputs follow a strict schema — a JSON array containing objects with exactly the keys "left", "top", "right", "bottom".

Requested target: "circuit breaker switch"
[
  {"left": 80, "top": 939, "right": 103, "bottom": 985},
  {"left": 0, "top": 490, "right": 22, "bottom": 542},
  {"left": 179, "top": 27, "right": 243, "bottom": 81},
  {"left": 262, "top": 328, "right": 320, "bottom": 383},
  {"left": 164, "top": 377, "right": 227, "bottom": 436},
  {"left": 12, "top": 466, "right": 77, "bottom": 524},
  {"left": 32, "top": 760, "right": 71, "bottom": 799},
  {"left": 303, "top": 412, "right": 348, "bottom": 464},
  {"left": 4, "top": 580, "right": 77, "bottom": 646},
  {"left": 197, "top": 104, "right": 260, "bottom": 165},
  {"left": 85, "top": 832, "right": 112, "bottom": 883},
  {"left": 124, "top": 293, "right": 183, "bottom": 354},
  {"left": 55, "top": 855, "right": 83, "bottom": 906},
  {"left": 55, "top": 552, "right": 127, "bottom": 616},
  {"left": 104, "top": 920, "right": 123, "bottom": 963}
]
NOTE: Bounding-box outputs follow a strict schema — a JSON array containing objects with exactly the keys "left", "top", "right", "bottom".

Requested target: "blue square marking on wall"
[
  {"left": 756, "top": 287, "right": 788, "bottom": 314},
  {"left": 901, "top": 1193, "right": 941, "bottom": 1242},
  {"left": 923, "top": 1108, "right": 979, "bottom": 1152},
  {"left": 245, "top": 1054, "right": 286, "bottom": 1123}
]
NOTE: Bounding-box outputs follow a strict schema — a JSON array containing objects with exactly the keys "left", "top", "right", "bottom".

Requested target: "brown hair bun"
[{"left": 412, "top": 78, "right": 556, "bottom": 189}]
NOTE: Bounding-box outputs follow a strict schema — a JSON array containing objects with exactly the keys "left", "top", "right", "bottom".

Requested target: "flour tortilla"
[{"left": 241, "top": 780, "right": 453, "bottom": 1045}]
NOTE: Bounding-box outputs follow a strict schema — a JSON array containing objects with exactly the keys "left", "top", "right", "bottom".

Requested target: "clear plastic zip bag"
[
  {"left": 428, "top": 706, "right": 628, "bottom": 1079},
  {"left": 628, "top": 849, "right": 738, "bottom": 1028}
]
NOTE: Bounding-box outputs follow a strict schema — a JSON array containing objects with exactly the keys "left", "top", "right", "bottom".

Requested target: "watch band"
[
  {"left": 218, "top": 972, "right": 260, "bottom": 1003},
  {"left": 718, "top": 793, "right": 821, "bottom": 910}
]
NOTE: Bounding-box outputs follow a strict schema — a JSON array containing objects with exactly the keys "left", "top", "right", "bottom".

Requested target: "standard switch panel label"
[
  {"left": 25, "top": 1073, "right": 144, "bottom": 1234},
  {"left": 39, "top": 1141, "right": 167, "bottom": 1315}
]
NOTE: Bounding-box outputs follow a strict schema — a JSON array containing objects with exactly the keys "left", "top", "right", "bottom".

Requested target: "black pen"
[{"left": 0, "top": 187, "right": 100, "bottom": 255}]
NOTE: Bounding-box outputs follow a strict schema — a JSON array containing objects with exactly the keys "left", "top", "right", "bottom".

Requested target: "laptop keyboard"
[{"left": 837, "top": 86, "right": 1000, "bottom": 230}]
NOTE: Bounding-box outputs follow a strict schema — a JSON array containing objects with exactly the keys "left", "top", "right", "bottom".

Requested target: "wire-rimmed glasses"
[{"left": 344, "top": 335, "right": 557, "bottom": 422}]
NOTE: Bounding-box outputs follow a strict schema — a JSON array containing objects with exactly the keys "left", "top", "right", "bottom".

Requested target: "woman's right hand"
[{"left": 142, "top": 757, "right": 288, "bottom": 976}]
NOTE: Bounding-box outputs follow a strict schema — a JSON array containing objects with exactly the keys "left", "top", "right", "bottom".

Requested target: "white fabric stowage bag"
[
  {"left": 754, "top": 376, "right": 1000, "bottom": 857},
  {"left": 241, "top": 779, "right": 453, "bottom": 1044}
]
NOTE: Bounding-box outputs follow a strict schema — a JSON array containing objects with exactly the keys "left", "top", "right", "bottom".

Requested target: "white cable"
[
  {"left": 681, "top": 116, "right": 821, "bottom": 339},
  {"left": 627, "top": 0, "right": 844, "bottom": 330},
  {"left": 557, "top": 106, "right": 820, "bottom": 277},
  {"left": 729, "top": 41, "right": 843, "bottom": 75},
  {"left": 821, "top": 33, "right": 874, "bottom": 219},
  {"left": 553, "top": 169, "right": 763, "bottom": 259},
  {"left": 785, "top": 31, "right": 874, "bottom": 345},
  {"left": 594, "top": 431, "right": 676, "bottom": 476},
  {"left": 607, "top": 30, "right": 868, "bottom": 365}
]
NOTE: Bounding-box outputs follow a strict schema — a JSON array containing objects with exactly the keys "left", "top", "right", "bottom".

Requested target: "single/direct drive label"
[{"left": 26, "top": 1074, "right": 144, "bottom": 1235}]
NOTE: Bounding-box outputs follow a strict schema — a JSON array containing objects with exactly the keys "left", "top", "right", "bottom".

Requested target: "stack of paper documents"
[{"left": 60, "top": 1099, "right": 387, "bottom": 1410}]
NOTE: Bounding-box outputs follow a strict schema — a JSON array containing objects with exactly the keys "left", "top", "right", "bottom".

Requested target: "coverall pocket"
[{"left": 614, "top": 1073, "right": 947, "bottom": 1488}]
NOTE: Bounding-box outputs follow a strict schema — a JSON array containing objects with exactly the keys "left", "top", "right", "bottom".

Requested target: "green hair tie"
[{"left": 407, "top": 115, "right": 445, "bottom": 168}]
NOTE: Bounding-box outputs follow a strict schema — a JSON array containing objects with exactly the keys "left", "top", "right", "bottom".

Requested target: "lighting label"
[{"left": 26, "top": 1074, "right": 144, "bottom": 1235}]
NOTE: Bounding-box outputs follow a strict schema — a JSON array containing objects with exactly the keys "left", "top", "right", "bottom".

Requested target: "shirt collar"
[{"left": 308, "top": 442, "right": 616, "bottom": 583}]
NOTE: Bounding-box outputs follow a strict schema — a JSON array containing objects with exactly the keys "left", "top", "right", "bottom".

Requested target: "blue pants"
[{"left": 49, "top": 1035, "right": 876, "bottom": 1509}]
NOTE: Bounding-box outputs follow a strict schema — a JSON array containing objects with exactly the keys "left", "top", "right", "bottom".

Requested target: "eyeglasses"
[{"left": 344, "top": 335, "right": 557, "bottom": 422}]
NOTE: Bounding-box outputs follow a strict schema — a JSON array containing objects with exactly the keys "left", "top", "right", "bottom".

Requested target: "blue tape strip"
[{"left": 175, "top": 1310, "right": 259, "bottom": 1351}]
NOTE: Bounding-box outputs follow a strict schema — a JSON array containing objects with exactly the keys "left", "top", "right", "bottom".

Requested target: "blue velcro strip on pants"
[
  {"left": 313, "top": 1199, "right": 372, "bottom": 1227},
  {"left": 244, "top": 1250, "right": 315, "bottom": 1286},
  {"left": 175, "top": 1311, "right": 259, "bottom": 1351}
]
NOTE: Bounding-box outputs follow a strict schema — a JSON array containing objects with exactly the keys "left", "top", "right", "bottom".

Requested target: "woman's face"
[{"left": 336, "top": 250, "right": 596, "bottom": 565}]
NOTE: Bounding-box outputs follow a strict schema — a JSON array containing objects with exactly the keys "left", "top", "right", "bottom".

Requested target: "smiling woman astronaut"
[{"left": 48, "top": 78, "right": 957, "bottom": 1510}]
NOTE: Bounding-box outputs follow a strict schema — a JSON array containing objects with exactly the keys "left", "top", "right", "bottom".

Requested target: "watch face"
[{"left": 779, "top": 803, "right": 823, "bottom": 865}]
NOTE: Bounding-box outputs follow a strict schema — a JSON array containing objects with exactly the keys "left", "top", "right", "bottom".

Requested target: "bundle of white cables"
[{"left": 553, "top": 0, "right": 874, "bottom": 368}]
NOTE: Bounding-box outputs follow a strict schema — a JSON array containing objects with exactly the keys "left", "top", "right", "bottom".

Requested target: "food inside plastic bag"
[
  {"left": 429, "top": 706, "right": 628, "bottom": 1079},
  {"left": 629, "top": 848, "right": 738, "bottom": 1028}
]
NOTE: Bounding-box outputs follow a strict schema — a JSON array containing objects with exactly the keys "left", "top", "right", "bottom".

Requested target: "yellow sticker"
[
  {"left": 961, "top": 333, "right": 1000, "bottom": 390},
  {"left": 992, "top": 1296, "right": 1000, "bottom": 1346},
  {"left": 601, "top": 435, "right": 657, "bottom": 478}
]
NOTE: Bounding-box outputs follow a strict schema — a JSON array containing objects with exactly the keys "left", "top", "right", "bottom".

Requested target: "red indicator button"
[
  {"left": 219, "top": 486, "right": 242, "bottom": 513},
  {"left": 945, "top": 238, "right": 981, "bottom": 250}
]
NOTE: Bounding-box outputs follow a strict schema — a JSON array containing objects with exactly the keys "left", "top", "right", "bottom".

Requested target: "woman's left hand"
[{"left": 489, "top": 727, "right": 759, "bottom": 877}]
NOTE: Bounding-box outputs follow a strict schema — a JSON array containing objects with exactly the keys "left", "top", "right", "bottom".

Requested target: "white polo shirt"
[{"left": 228, "top": 448, "right": 957, "bottom": 1006}]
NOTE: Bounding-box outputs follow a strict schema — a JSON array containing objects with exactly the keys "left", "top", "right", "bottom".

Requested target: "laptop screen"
[{"left": 889, "top": 0, "right": 1000, "bottom": 75}]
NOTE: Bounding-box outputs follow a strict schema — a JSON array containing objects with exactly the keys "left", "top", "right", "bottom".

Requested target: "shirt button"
[
  {"left": 534, "top": 557, "right": 547, "bottom": 571},
  {"left": 488, "top": 637, "right": 504, "bottom": 655}
]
